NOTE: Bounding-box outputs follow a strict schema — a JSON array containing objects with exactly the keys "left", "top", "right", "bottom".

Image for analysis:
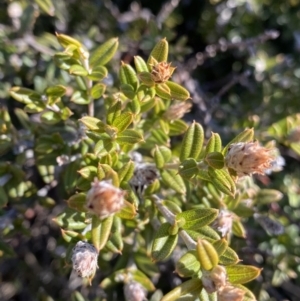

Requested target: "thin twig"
[
  {"left": 195, "top": 30, "right": 280, "bottom": 66},
  {"left": 157, "top": 0, "right": 181, "bottom": 27}
]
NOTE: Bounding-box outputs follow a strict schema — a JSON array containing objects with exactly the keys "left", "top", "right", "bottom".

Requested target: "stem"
[
  {"left": 152, "top": 195, "right": 197, "bottom": 250},
  {"left": 179, "top": 230, "right": 197, "bottom": 250},
  {"left": 152, "top": 195, "right": 175, "bottom": 225}
]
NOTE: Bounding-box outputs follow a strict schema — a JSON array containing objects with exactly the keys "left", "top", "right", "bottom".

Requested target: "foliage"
[{"left": 1, "top": 1, "right": 300, "bottom": 301}]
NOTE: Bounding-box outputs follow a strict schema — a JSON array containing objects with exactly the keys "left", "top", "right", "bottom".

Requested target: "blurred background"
[{"left": 1, "top": 0, "right": 300, "bottom": 300}]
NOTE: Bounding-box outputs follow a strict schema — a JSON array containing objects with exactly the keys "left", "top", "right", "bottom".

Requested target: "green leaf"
[
  {"left": 138, "top": 72, "right": 155, "bottom": 87},
  {"left": 205, "top": 132, "right": 222, "bottom": 155},
  {"left": 134, "top": 55, "right": 149, "bottom": 72},
  {"left": 219, "top": 247, "right": 240, "bottom": 265},
  {"left": 212, "top": 239, "right": 228, "bottom": 256},
  {"left": 152, "top": 222, "right": 178, "bottom": 262},
  {"left": 94, "top": 138, "right": 115, "bottom": 156},
  {"left": 197, "top": 238, "right": 219, "bottom": 271},
  {"left": 205, "top": 152, "right": 224, "bottom": 169},
  {"left": 79, "top": 116, "right": 105, "bottom": 131},
  {"left": 116, "top": 129, "right": 144, "bottom": 145},
  {"left": 118, "top": 161, "right": 135, "bottom": 183},
  {"left": 106, "top": 100, "right": 122, "bottom": 125},
  {"left": 197, "top": 169, "right": 211, "bottom": 182},
  {"left": 208, "top": 168, "right": 236, "bottom": 197},
  {"left": 54, "top": 53, "right": 80, "bottom": 70},
  {"left": 255, "top": 189, "right": 283, "bottom": 204},
  {"left": 71, "top": 90, "right": 89, "bottom": 105},
  {"left": 161, "top": 169, "right": 186, "bottom": 194},
  {"left": 131, "top": 270, "right": 156, "bottom": 292},
  {"left": 67, "top": 193, "right": 87, "bottom": 212},
  {"left": 134, "top": 250, "right": 160, "bottom": 278},
  {"left": 69, "top": 64, "right": 88, "bottom": 76},
  {"left": 105, "top": 216, "right": 123, "bottom": 253},
  {"left": 40, "top": 111, "right": 61, "bottom": 124},
  {"left": 56, "top": 33, "right": 82, "bottom": 49},
  {"left": 45, "top": 85, "right": 66, "bottom": 98},
  {"left": 112, "top": 112, "right": 133, "bottom": 133},
  {"left": 119, "top": 62, "right": 139, "bottom": 90},
  {"left": 91, "top": 83, "right": 106, "bottom": 99},
  {"left": 175, "top": 250, "right": 201, "bottom": 277},
  {"left": 226, "top": 265, "right": 262, "bottom": 284},
  {"left": 177, "top": 208, "right": 219, "bottom": 230},
  {"left": 53, "top": 208, "right": 86, "bottom": 230},
  {"left": 116, "top": 200, "right": 137, "bottom": 220},
  {"left": 222, "top": 128, "right": 254, "bottom": 155},
  {"left": 90, "top": 38, "right": 119, "bottom": 67},
  {"left": 91, "top": 215, "right": 113, "bottom": 251},
  {"left": 34, "top": 0, "right": 55, "bottom": 16},
  {"left": 88, "top": 66, "right": 108, "bottom": 81},
  {"left": 179, "top": 158, "right": 199, "bottom": 179},
  {"left": 77, "top": 166, "right": 97, "bottom": 180},
  {"left": 155, "top": 83, "right": 171, "bottom": 100},
  {"left": 165, "top": 81, "right": 190, "bottom": 101},
  {"left": 199, "top": 289, "right": 217, "bottom": 301},
  {"left": 232, "top": 220, "right": 246, "bottom": 238},
  {"left": 10, "top": 87, "right": 41, "bottom": 104},
  {"left": 121, "top": 84, "right": 136, "bottom": 99},
  {"left": 161, "top": 279, "right": 202, "bottom": 301},
  {"left": 180, "top": 121, "right": 204, "bottom": 161},
  {"left": 154, "top": 145, "right": 172, "bottom": 168},
  {"left": 148, "top": 38, "right": 169, "bottom": 64},
  {"left": 169, "top": 119, "right": 189, "bottom": 136}
]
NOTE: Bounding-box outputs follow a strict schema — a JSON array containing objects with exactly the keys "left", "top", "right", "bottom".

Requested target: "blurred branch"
[
  {"left": 189, "top": 30, "right": 280, "bottom": 68},
  {"left": 157, "top": 0, "right": 181, "bottom": 27}
]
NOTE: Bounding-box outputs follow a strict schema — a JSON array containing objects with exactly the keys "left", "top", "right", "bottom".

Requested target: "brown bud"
[
  {"left": 124, "top": 281, "right": 147, "bottom": 301},
  {"left": 225, "top": 141, "right": 275, "bottom": 177},
  {"left": 86, "top": 179, "right": 125, "bottom": 219},
  {"left": 71, "top": 241, "right": 98, "bottom": 278},
  {"left": 150, "top": 61, "right": 176, "bottom": 83},
  {"left": 163, "top": 102, "right": 192, "bottom": 121},
  {"left": 217, "top": 284, "right": 245, "bottom": 301},
  {"left": 202, "top": 265, "right": 227, "bottom": 293}
]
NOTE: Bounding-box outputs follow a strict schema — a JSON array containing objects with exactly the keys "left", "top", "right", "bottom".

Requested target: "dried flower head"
[
  {"left": 86, "top": 178, "right": 125, "bottom": 219},
  {"left": 150, "top": 61, "right": 176, "bottom": 83},
  {"left": 217, "top": 284, "right": 245, "bottom": 301},
  {"left": 225, "top": 141, "right": 275, "bottom": 177},
  {"left": 71, "top": 241, "right": 98, "bottom": 278},
  {"left": 202, "top": 265, "right": 227, "bottom": 293},
  {"left": 124, "top": 281, "right": 147, "bottom": 301},
  {"left": 211, "top": 209, "right": 233, "bottom": 237},
  {"left": 163, "top": 102, "right": 192, "bottom": 121},
  {"left": 130, "top": 164, "right": 159, "bottom": 187}
]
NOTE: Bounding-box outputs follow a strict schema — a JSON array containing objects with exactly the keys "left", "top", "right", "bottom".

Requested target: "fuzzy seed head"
[
  {"left": 212, "top": 209, "right": 233, "bottom": 237},
  {"left": 164, "top": 102, "right": 192, "bottom": 121},
  {"left": 150, "top": 61, "right": 175, "bottom": 83},
  {"left": 217, "top": 284, "right": 245, "bottom": 301},
  {"left": 124, "top": 281, "right": 147, "bottom": 301},
  {"left": 86, "top": 179, "right": 125, "bottom": 219},
  {"left": 202, "top": 265, "right": 227, "bottom": 294},
  {"left": 225, "top": 141, "right": 275, "bottom": 177},
  {"left": 71, "top": 241, "right": 98, "bottom": 278},
  {"left": 130, "top": 164, "right": 159, "bottom": 187}
]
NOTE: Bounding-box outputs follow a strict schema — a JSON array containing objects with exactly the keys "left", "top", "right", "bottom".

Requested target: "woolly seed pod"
[
  {"left": 86, "top": 179, "right": 125, "bottom": 219},
  {"left": 217, "top": 284, "right": 245, "bottom": 301},
  {"left": 71, "top": 241, "right": 98, "bottom": 278},
  {"left": 202, "top": 265, "right": 227, "bottom": 294},
  {"left": 124, "top": 281, "right": 147, "bottom": 301}
]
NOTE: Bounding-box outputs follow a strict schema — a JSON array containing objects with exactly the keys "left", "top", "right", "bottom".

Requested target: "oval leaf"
[
  {"left": 197, "top": 238, "right": 219, "bottom": 271},
  {"left": 152, "top": 222, "right": 178, "bottom": 262},
  {"left": 180, "top": 121, "right": 204, "bottom": 161}
]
